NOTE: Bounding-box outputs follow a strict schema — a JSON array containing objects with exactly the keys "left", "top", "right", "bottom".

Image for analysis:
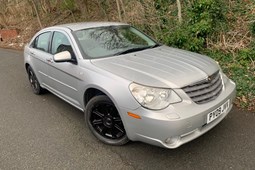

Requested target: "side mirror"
[{"left": 53, "top": 51, "right": 72, "bottom": 62}]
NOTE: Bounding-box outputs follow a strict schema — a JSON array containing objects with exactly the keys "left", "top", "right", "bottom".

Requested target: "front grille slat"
[
  {"left": 192, "top": 83, "right": 223, "bottom": 102},
  {"left": 182, "top": 71, "right": 223, "bottom": 104},
  {"left": 187, "top": 78, "right": 222, "bottom": 98},
  {"left": 183, "top": 73, "right": 220, "bottom": 93}
]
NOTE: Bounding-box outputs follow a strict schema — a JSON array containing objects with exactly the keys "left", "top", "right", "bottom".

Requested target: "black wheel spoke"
[
  {"left": 113, "top": 116, "right": 121, "bottom": 122},
  {"left": 29, "top": 70, "right": 37, "bottom": 90},
  {"left": 114, "top": 124, "right": 124, "bottom": 133},
  {"left": 33, "top": 78, "right": 37, "bottom": 89},
  {"left": 116, "top": 132, "right": 123, "bottom": 138},
  {"left": 92, "top": 119, "right": 103, "bottom": 125},
  {"left": 93, "top": 110, "right": 104, "bottom": 118},
  {"left": 98, "top": 125, "right": 107, "bottom": 135},
  {"left": 34, "top": 81, "right": 38, "bottom": 89}
]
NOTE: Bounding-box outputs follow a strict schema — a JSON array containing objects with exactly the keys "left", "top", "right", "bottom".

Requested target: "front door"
[{"left": 48, "top": 31, "right": 82, "bottom": 108}]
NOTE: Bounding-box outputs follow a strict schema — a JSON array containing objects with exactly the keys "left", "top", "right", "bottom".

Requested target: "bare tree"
[
  {"left": 30, "top": 0, "right": 43, "bottom": 28},
  {"left": 41, "top": 0, "right": 52, "bottom": 13},
  {"left": 119, "top": 0, "right": 126, "bottom": 21},
  {"left": 116, "top": 0, "right": 122, "bottom": 22},
  {"left": 115, "top": 0, "right": 126, "bottom": 22},
  {"left": 177, "top": 0, "right": 182, "bottom": 24}
]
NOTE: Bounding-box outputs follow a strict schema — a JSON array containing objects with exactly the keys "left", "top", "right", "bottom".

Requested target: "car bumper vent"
[{"left": 182, "top": 71, "right": 223, "bottom": 104}]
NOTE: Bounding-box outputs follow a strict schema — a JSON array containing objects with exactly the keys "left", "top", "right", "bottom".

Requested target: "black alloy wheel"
[
  {"left": 85, "top": 95, "right": 129, "bottom": 145},
  {"left": 27, "top": 66, "right": 43, "bottom": 95}
]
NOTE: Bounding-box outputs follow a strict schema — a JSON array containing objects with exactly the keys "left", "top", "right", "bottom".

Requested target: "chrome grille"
[{"left": 182, "top": 71, "right": 223, "bottom": 104}]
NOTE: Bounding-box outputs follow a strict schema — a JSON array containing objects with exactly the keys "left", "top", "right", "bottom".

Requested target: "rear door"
[{"left": 29, "top": 31, "right": 54, "bottom": 88}]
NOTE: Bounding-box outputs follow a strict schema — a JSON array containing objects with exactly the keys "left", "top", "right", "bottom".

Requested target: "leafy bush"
[
  {"left": 166, "top": 0, "right": 226, "bottom": 52},
  {"left": 250, "top": 22, "right": 255, "bottom": 35},
  {"left": 205, "top": 49, "right": 255, "bottom": 110}
]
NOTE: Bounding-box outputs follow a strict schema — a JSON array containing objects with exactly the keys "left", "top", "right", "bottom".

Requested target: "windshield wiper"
[
  {"left": 114, "top": 44, "right": 161, "bottom": 56},
  {"left": 114, "top": 47, "right": 149, "bottom": 56}
]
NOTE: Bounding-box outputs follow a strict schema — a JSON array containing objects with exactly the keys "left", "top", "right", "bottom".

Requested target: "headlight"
[{"left": 129, "top": 83, "right": 182, "bottom": 110}]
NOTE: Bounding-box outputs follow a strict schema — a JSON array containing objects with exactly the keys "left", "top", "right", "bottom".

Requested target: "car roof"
[{"left": 48, "top": 22, "right": 129, "bottom": 31}]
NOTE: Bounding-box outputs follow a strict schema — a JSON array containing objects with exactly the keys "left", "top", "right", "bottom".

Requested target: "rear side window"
[{"left": 32, "top": 32, "right": 51, "bottom": 52}]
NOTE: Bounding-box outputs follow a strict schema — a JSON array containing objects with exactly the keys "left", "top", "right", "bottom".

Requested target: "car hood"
[{"left": 91, "top": 46, "right": 219, "bottom": 88}]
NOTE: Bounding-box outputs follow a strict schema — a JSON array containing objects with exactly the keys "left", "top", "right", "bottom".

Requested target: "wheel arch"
[
  {"left": 83, "top": 87, "right": 107, "bottom": 107},
  {"left": 82, "top": 85, "right": 133, "bottom": 136},
  {"left": 25, "top": 63, "right": 30, "bottom": 72}
]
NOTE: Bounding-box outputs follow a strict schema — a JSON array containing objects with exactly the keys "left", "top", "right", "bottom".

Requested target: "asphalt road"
[{"left": 0, "top": 48, "right": 255, "bottom": 170}]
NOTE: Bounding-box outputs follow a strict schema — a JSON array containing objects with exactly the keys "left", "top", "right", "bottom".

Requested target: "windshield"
[{"left": 74, "top": 25, "right": 158, "bottom": 59}]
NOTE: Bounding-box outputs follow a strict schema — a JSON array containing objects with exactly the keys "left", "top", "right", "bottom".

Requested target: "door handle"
[{"left": 46, "top": 58, "right": 53, "bottom": 63}]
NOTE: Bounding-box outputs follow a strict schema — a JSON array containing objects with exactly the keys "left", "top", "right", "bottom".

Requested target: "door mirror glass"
[{"left": 53, "top": 51, "right": 72, "bottom": 62}]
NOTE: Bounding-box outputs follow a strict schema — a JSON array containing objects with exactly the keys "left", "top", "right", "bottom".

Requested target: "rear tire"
[
  {"left": 85, "top": 95, "right": 129, "bottom": 145},
  {"left": 27, "top": 66, "right": 44, "bottom": 95}
]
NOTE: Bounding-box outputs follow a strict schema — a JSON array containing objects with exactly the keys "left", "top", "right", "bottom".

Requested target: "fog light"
[{"left": 165, "top": 136, "right": 180, "bottom": 145}]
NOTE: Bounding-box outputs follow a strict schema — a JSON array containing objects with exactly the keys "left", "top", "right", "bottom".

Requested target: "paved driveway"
[{"left": 0, "top": 48, "right": 254, "bottom": 169}]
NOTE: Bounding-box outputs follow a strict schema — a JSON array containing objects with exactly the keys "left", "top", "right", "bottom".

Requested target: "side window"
[
  {"left": 51, "top": 32, "right": 75, "bottom": 59},
  {"left": 33, "top": 32, "right": 51, "bottom": 52}
]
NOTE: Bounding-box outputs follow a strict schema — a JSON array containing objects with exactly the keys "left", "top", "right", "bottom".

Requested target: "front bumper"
[{"left": 120, "top": 79, "right": 236, "bottom": 149}]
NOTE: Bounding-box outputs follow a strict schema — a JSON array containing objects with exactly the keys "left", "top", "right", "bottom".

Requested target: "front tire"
[{"left": 85, "top": 95, "right": 129, "bottom": 145}]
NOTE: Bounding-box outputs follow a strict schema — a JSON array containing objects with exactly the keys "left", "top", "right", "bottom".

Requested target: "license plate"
[{"left": 207, "top": 100, "right": 230, "bottom": 124}]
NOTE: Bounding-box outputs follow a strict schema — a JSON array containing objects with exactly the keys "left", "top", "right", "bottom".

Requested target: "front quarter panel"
[{"left": 79, "top": 61, "right": 140, "bottom": 111}]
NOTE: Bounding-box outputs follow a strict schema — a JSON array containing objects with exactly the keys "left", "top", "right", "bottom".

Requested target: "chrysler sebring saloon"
[{"left": 24, "top": 22, "right": 236, "bottom": 148}]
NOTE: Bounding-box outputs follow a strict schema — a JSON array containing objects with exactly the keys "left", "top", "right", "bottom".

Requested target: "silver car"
[{"left": 24, "top": 22, "right": 236, "bottom": 148}]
